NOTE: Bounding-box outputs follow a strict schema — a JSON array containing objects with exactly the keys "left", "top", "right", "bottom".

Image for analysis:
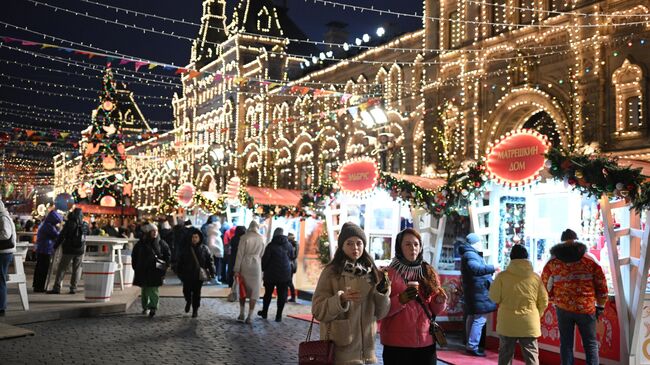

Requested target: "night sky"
[{"left": 0, "top": 0, "right": 421, "bottom": 166}]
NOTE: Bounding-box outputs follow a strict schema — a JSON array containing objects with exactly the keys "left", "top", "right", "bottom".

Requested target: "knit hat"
[
  {"left": 141, "top": 223, "right": 158, "bottom": 233},
  {"left": 466, "top": 233, "right": 481, "bottom": 245},
  {"left": 338, "top": 222, "right": 366, "bottom": 247},
  {"left": 510, "top": 244, "right": 529, "bottom": 259},
  {"left": 560, "top": 229, "right": 578, "bottom": 242},
  {"left": 273, "top": 227, "right": 284, "bottom": 237}
]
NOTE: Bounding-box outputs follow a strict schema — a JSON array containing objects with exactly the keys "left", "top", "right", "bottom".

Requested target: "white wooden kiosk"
[
  {"left": 7, "top": 241, "right": 32, "bottom": 311},
  {"left": 83, "top": 236, "right": 127, "bottom": 291}
]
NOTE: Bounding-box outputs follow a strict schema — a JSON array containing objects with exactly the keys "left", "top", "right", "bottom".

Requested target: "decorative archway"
[{"left": 484, "top": 87, "right": 569, "bottom": 152}]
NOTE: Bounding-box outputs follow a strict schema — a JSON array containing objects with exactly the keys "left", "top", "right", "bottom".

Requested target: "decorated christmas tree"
[{"left": 77, "top": 68, "right": 145, "bottom": 207}]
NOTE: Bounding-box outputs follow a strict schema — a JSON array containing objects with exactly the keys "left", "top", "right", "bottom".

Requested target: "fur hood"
[{"left": 549, "top": 241, "right": 587, "bottom": 263}]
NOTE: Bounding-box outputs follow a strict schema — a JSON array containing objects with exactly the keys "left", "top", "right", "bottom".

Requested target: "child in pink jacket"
[{"left": 380, "top": 228, "right": 447, "bottom": 364}]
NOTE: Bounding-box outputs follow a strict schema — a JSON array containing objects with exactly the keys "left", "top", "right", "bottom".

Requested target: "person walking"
[
  {"left": 380, "top": 228, "right": 447, "bottom": 364},
  {"left": 205, "top": 217, "right": 223, "bottom": 285},
  {"left": 33, "top": 210, "right": 62, "bottom": 293},
  {"left": 541, "top": 229, "right": 607, "bottom": 365},
  {"left": 132, "top": 223, "right": 171, "bottom": 318},
  {"left": 234, "top": 221, "right": 265, "bottom": 324},
  {"left": 176, "top": 228, "right": 215, "bottom": 318},
  {"left": 227, "top": 226, "right": 247, "bottom": 287},
  {"left": 48, "top": 208, "right": 87, "bottom": 294},
  {"left": 287, "top": 232, "right": 298, "bottom": 302},
  {"left": 0, "top": 200, "right": 17, "bottom": 316},
  {"left": 312, "top": 222, "right": 391, "bottom": 365},
  {"left": 258, "top": 228, "right": 293, "bottom": 322},
  {"left": 489, "top": 244, "right": 548, "bottom": 365},
  {"left": 459, "top": 233, "right": 497, "bottom": 357}
]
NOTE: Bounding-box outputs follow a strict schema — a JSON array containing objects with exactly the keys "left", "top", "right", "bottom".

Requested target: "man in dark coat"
[
  {"left": 132, "top": 223, "right": 170, "bottom": 318},
  {"left": 258, "top": 228, "right": 294, "bottom": 322},
  {"left": 287, "top": 232, "right": 298, "bottom": 302},
  {"left": 459, "top": 233, "right": 497, "bottom": 357},
  {"left": 176, "top": 228, "right": 215, "bottom": 318},
  {"left": 49, "top": 208, "right": 86, "bottom": 294}
]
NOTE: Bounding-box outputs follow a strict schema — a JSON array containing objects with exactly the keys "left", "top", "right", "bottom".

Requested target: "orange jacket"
[{"left": 541, "top": 242, "right": 607, "bottom": 314}]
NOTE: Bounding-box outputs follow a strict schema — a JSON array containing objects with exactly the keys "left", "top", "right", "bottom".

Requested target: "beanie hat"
[
  {"left": 510, "top": 244, "right": 529, "bottom": 260},
  {"left": 560, "top": 229, "right": 578, "bottom": 242},
  {"left": 141, "top": 223, "right": 157, "bottom": 233},
  {"left": 273, "top": 227, "right": 284, "bottom": 237},
  {"left": 338, "top": 222, "right": 366, "bottom": 248},
  {"left": 466, "top": 233, "right": 481, "bottom": 245}
]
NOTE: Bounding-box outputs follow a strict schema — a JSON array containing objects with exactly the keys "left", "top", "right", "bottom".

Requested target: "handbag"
[
  {"left": 189, "top": 246, "right": 209, "bottom": 282},
  {"left": 298, "top": 316, "right": 335, "bottom": 365},
  {"left": 416, "top": 297, "right": 448, "bottom": 346},
  {"left": 228, "top": 276, "right": 240, "bottom": 302},
  {"left": 237, "top": 274, "right": 248, "bottom": 299}
]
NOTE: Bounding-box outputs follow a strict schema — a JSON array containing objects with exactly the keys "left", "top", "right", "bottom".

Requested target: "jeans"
[
  {"left": 52, "top": 254, "right": 83, "bottom": 291},
  {"left": 556, "top": 307, "right": 599, "bottom": 365},
  {"left": 261, "top": 282, "right": 288, "bottom": 319},
  {"left": 182, "top": 279, "right": 203, "bottom": 311},
  {"left": 213, "top": 257, "right": 223, "bottom": 282},
  {"left": 498, "top": 336, "right": 539, "bottom": 365},
  {"left": 0, "top": 253, "right": 13, "bottom": 311},
  {"left": 466, "top": 314, "right": 487, "bottom": 351},
  {"left": 383, "top": 344, "right": 436, "bottom": 365},
  {"left": 141, "top": 286, "right": 160, "bottom": 310}
]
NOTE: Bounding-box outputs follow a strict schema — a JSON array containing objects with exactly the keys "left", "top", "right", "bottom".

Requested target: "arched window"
[{"left": 613, "top": 59, "right": 644, "bottom": 134}]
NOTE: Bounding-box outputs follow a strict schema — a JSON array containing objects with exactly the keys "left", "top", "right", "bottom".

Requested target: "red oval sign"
[
  {"left": 486, "top": 129, "right": 549, "bottom": 186},
  {"left": 338, "top": 158, "right": 379, "bottom": 194}
]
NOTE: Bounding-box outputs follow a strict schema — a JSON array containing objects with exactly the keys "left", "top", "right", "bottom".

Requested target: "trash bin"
[
  {"left": 83, "top": 261, "right": 117, "bottom": 302},
  {"left": 115, "top": 254, "right": 134, "bottom": 288}
]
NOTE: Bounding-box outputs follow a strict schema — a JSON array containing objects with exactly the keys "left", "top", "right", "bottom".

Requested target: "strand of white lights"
[
  {"left": 0, "top": 73, "right": 173, "bottom": 101},
  {"left": 0, "top": 57, "right": 181, "bottom": 91},
  {"left": 78, "top": 0, "right": 579, "bottom": 55},
  {"left": 0, "top": 107, "right": 174, "bottom": 129},
  {"left": 0, "top": 110, "right": 96, "bottom": 130},
  {"left": 464, "top": 0, "right": 650, "bottom": 18},
  {"left": 24, "top": 0, "right": 608, "bottom": 65},
  {"left": 307, "top": 0, "right": 650, "bottom": 28},
  {"left": 0, "top": 82, "right": 171, "bottom": 108},
  {"left": 0, "top": 44, "right": 181, "bottom": 88},
  {"left": 0, "top": 119, "right": 83, "bottom": 133}
]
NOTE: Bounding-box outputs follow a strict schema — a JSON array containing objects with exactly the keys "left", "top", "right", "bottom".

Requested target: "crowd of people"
[{"left": 0, "top": 198, "right": 610, "bottom": 365}]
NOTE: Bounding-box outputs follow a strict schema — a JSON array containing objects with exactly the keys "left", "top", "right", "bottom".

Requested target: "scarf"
[
  {"left": 343, "top": 260, "right": 372, "bottom": 277},
  {"left": 389, "top": 256, "right": 423, "bottom": 282}
]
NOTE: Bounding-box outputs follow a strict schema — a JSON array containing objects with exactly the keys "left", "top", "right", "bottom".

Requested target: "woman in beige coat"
[
  {"left": 234, "top": 220, "right": 265, "bottom": 324},
  {"left": 312, "top": 222, "right": 391, "bottom": 365}
]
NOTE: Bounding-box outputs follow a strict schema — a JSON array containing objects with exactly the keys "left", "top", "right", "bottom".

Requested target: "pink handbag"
[{"left": 298, "top": 316, "right": 335, "bottom": 365}]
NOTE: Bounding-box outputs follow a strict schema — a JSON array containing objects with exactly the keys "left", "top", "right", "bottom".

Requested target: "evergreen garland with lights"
[{"left": 316, "top": 227, "right": 331, "bottom": 266}]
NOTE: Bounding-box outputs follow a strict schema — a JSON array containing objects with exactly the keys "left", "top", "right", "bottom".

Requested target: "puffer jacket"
[
  {"left": 380, "top": 267, "right": 447, "bottom": 348},
  {"left": 459, "top": 243, "right": 497, "bottom": 314},
  {"left": 261, "top": 235, "right": 293, "bottom": 284},
  {"left": 541, "top": 242, "right": 607, "bottom": 314},
  {"left": 312, "top": 265, "right": 391, "bottom": 365},
  {"left": 176, "top": 228, "right": 215, "bottom": 282},
  {"left": 489, "top": 259, "right": 548, "bottom": 337},
  {"left": 36, "top": 210, "right": 62, "bottom": 255}
]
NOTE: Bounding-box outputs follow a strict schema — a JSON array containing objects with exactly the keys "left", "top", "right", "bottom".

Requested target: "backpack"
[{"left": 0, "top": 216, "right": 15, "bottom": 250}]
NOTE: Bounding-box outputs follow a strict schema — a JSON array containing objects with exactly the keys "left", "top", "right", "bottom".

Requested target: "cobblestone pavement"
[{"left": 0, "top": 296, "right": 450, "bottom": 365}]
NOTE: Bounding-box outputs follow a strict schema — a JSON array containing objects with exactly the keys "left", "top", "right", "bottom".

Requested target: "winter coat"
[
  {"left": 177, "top": 243, "right": 215, "bottom": 282},
  {"left": 159, "top": 228, "right": 173, "bottom": 250},
  {"left": 234, "top": 224, "right": 265, "bottom": 300},
  {"left": 0, "top": 200, "right": 16, "bottom": 253},
  {"left": 459, "top": 243, "right": 497, "bottom": 314},
  {"left": 541, "top": 242, "right": 608, "bottom": 314},
  {"left": 261, "top": 235, "right": 293, "bottom": 284},
  {"left": 289, "top": 237, "right": 298, "bottom": 274},
  {"left": 312, "top": 265, "right": 391, "bottom": 365},
  {"left": 36, "top": 210, "right": 62, "bottom": 255},
  {"left": 206, "top": 222, "right": 223, "bottom": 258},
  {"left": 54, "top": 209, "right": 86, "bottom": 256},
  {"left": 131, "top": 236, "right": 171, "bottom": 287},
  {"left": 380, "top": 267, "right": 447, "bottom": 348},
  {"left": 489, "top": 259, "right": 548, "bottom": 337}
]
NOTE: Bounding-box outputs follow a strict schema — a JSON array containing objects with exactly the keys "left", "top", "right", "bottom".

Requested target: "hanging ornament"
[
  {"left": 103, "top": 124, "right": 117, "bottom": 135},
  {"left": 575, "top": 170, "right": 584, "bottom": 179},
  {"left": 102, "top": 100, "right": 114, "bottom": 111},
  {"left": 85, "top": 142, "right": 100, "bottom": 156},
  {"left": 102, "top": 155, "right": 117, "bottom": 170}
]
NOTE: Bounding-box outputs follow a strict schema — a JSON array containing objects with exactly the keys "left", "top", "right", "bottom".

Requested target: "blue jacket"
[
  {"left": 36, "top": 210, "right": 62, "bottom": 255},
  {"left": 459, "top": 243, "right": 497, "bottom": 315},
  {"left": 261, "top": 235, "right": 294, "bottom": 284}
]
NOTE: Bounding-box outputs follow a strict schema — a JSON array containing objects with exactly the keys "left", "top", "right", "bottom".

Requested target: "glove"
[
  {"left": 398, "top": 286, "right": 418, "bottom": 305},
  {"left": 595, "top": 306, "right": 605, "bottom": 319},
  {"left": 376, "top": 271, "right": 390, "bottom": 294}
]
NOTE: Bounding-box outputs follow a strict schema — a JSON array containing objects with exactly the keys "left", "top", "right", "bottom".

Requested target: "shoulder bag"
[
  {"left": 298, "top": 316, "right": 335, "bottom": 365},
  {"left": 416, "top": 297, "right": 448, "bottom": 346},
  {"left": 189, "top": 246, "right": 209, "bottom": 281}
]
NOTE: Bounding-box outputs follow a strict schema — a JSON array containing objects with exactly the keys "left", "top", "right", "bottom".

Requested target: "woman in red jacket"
[{"left": 380, "top": 228, "right": 447, "bottom": 364}]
